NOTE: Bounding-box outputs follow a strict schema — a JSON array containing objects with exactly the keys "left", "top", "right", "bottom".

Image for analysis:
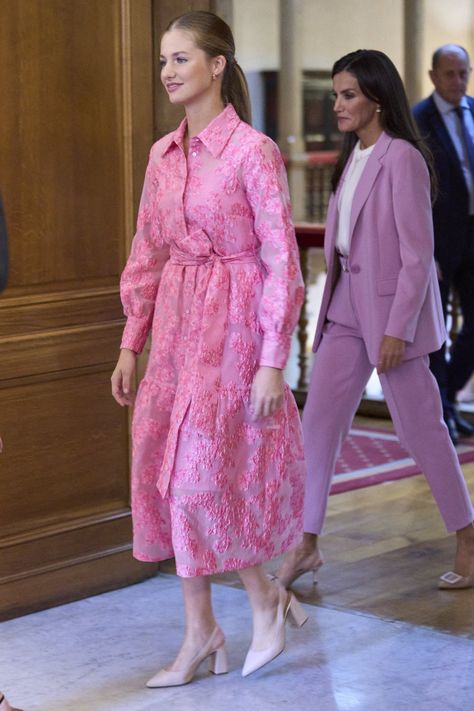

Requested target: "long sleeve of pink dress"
[{"left": 120, "top": 105, "right": 305, "bottom": 576}]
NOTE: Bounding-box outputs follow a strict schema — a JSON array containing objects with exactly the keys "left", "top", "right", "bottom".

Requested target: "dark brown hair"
[
  {"left": 331, "top": 49, "right": 437, "bottom": 200},
  {"left": 166, "top": 10, "right": 251, "bottom": 124}
]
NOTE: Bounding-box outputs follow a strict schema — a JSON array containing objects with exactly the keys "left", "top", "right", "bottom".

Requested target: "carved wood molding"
[
  {"left": 0, "top": 289, "right": 123, "bottom": 337},
  {"left": 0, "top": 508, "right": 132, "bottom": 549},
  {"left": 0, "top": 321, "right": 124, "bottom": 380}
]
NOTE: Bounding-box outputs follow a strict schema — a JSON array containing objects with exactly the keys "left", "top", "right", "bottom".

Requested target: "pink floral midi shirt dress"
[{"left": 120, "top": 105, "right": 306, "bottom": 577}]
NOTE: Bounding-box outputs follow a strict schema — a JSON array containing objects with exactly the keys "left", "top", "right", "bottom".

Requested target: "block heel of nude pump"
[
  {"left": 208, "top": 644, "right": 229, "bottom": 674},
  {"left": 287, "top": 593, "right": 309, "bottom": 628},
  {"left": 146, "top": 627, "right": 227, "bottom": 688}
]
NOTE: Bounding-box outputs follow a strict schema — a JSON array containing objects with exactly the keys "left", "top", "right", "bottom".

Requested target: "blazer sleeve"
[
  {"left": 384, "top": 144, "right": 434, "bottom": 343},
  {"left": 242, "top": 137, "right": 305, "bottom": 369},
  {"left": 120, "top": 148, "right": 170, "bottom": 354}
]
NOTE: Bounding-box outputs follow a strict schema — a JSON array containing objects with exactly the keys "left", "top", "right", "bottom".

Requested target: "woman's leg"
[
  {"left": 147, "top": 575, "right": 227, "bottom": 687},
  {"left": 165, "top": 576, "right": 224, "bottom": 672},
  {"left": 380, "top": 356, "right": 474, "bottom": 576},
  {"left": 277, "top": 321, "right": 373, "bottom": 586},
  {"left": 238, "top": 564, "right": 307, "bottom": 676},
  {"left": 238, "top": 565, "right": 280, "bottom": 650}
]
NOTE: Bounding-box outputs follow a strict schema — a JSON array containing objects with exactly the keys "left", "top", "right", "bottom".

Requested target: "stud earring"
[{"left": 376, "top": 107, "right": 382, "bottom": 113}]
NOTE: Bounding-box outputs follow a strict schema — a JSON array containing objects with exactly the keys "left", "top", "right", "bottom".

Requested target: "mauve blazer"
[{"left": 312, "top": 131, "right": 446, "bottom": 365}]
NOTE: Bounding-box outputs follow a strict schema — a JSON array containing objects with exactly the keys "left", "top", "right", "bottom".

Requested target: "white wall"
[
  {"left": 301, "top": 0, "right": 403, "bottom": 72},
  {"left": 233, "top": 0, "right": 280, "bottom": 71},
  {"left": 233, "top": 0, "right": 403, "bottom": 73},
  {"left": 233, "top": 0, "right": 474, "bottom": 96}
]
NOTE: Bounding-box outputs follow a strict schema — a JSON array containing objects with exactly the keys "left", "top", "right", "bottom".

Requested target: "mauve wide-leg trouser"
[{"left": 302, "top": 268, "right": 474, "bottom": 535}]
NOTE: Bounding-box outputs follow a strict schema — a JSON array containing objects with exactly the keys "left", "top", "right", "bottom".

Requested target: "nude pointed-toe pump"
[
  {"left": 146, "top": 627, "right": 228, "bottom": 688},
  {"left": 242, "top": 587, "right": 308, "bottom": 677}
]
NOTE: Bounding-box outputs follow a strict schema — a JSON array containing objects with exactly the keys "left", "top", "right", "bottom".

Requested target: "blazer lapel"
[{"left": 349, "top": 132, "right": 391, "bottom": 237}]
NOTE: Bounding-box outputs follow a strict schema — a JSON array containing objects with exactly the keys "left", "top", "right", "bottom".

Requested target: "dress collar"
[{"left": 162, "top": 104, "right": 241, "bottom": 158}]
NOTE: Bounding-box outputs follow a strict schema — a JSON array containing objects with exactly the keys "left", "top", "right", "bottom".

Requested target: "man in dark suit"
[{"left": 413, "top": 44, "right": 474, "bottom": 444}]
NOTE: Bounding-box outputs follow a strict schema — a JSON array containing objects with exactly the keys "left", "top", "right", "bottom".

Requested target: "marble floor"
[{"left": 1, "top": 572, "right": 474, "bottom": 711}]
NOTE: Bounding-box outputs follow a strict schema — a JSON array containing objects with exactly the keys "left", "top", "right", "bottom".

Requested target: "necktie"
[{"left": 454, "top": 106, "right": 474, "bottom": 178}]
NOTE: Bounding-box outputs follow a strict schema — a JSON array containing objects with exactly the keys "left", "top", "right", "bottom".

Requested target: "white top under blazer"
[{"left": 336, "top": 141, "right": 375, "bottom": 255}]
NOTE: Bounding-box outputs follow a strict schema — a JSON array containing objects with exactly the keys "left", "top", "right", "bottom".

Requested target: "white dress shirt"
[
  {"left": 432, "top": 91, "right": 474, "bottom": 214},
  {"left": 336, "top": 141, "right": 375, "bottom": 256}
]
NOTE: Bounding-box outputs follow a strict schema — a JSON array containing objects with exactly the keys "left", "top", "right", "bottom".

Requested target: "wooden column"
[
  {"left": 404, "top": 0, "right": 425, "bottom": 105},
  {"left": 278, "top": 0, "right": 305, "bottom": 220}
]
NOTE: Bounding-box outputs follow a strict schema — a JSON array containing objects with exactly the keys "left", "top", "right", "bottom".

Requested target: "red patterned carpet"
[{"left": 331, "top": 426, "right": 474, "bottom": 494}]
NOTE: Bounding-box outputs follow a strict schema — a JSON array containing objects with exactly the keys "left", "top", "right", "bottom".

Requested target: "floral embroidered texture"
[{"left": 120, "top": 105, "right": 305, "bottom": 576}]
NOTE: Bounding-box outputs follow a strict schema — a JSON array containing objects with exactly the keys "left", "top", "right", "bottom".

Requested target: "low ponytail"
[
  {"left": 166, "top": 11, "right": 252, "bottom": 125},
  {"left": 223, "top": 60, "right": 251, "bottom": 125}
]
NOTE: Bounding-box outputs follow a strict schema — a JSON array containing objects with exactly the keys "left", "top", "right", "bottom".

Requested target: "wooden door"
[
  {"left": 0, "top": 0, "right": 156, "bottom": 620},
  {"left": 0, "top": 0, "right": 229, "bottom": 620}
]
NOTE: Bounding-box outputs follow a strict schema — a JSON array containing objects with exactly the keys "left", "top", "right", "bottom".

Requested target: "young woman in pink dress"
[{"left": 111, "top": 11, "right": 307, "bottom": 685}]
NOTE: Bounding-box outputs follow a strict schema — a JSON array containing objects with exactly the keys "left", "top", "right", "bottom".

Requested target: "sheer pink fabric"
[{"left": 120, "top": 105, "right": 305, "bottom": 576}]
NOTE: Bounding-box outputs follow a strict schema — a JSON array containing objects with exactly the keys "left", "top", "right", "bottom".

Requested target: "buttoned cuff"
[
  {"left": 259, "top": 333, "right": 291, "bottom": 369},
  {"left": 120, "top": 317, "right": 150, "bottom": 354}
]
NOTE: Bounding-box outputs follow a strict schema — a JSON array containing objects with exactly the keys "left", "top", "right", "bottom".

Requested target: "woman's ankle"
[
  {"left": 302, "top": 532, "right": 318, "bottom": 550},
  {"left": 456, "top": 522, "right": 474, "bottom": 543}
]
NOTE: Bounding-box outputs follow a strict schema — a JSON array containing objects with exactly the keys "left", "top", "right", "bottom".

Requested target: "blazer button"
[{"left": 351, "top": 264, "right": 361, "bottom": 274}]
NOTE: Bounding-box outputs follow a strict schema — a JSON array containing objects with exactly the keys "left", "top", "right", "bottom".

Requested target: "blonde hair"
[{"left": 166, "top": 10, "right": 252, "bottom": 124}]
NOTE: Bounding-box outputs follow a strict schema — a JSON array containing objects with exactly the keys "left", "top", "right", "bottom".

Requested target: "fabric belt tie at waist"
[
  {"left": 157, "top": 248, "right": 259, "bottom": 498},
  {"left": 169, "top": 249, "right": 258, "bottom": 267}
]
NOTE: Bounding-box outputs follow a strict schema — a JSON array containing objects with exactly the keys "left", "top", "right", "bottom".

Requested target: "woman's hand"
[
  {"left": 111, "top": 348, "right": 137, "bottom": 406},
  {"left": 250, "top": 366, "right": 285, "bottom": 419},
  {"left": 377, "top": 335, "right": 406, "bottom": 374}
]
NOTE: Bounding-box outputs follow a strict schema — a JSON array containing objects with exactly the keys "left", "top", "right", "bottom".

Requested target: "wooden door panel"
[
  {"left": 0, "top": 0, "right": 219, "bottom": 620},
  {"left": 0, "top": 371, "right": 129, "bottom": 531},
  {"left": 0, "top": 288, "right": 123, "bottom": 337},
  {"left": 0, "top": 322, "right": 123, "bottom": 379},
  {"left": 0, "top": 0, "right": 124, "bottom": 288},
  {"left": 0, "top": 0, "right": 157, "bottom": 620}
]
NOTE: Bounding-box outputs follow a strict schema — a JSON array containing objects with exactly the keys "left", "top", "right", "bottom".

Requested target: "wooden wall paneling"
[
  {"left": 0, "top": 0, "right": 125, "bottom": 291},
  {"left": 0, "top": 370, "right": 129, "bottom": 532},
  {"left": 0, "top": 288, "right": 124, "bottom": 338},
  {"left": 0, "top": 0, "right": 159, "bottom": 620},
  {"left": 0, "top": 550, "right": 147, "bottom": 622}
]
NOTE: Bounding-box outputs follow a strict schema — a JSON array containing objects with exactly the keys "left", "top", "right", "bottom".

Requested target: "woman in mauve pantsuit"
[{"left": 278, "top": 49, "right": 474, "bottom": 591}]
